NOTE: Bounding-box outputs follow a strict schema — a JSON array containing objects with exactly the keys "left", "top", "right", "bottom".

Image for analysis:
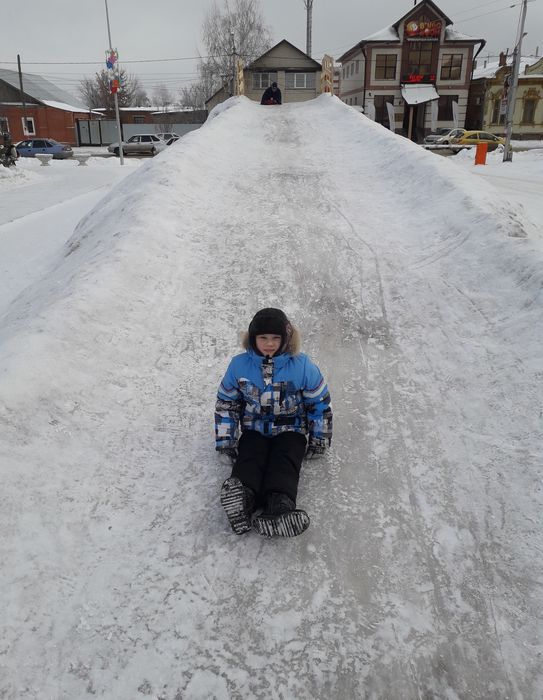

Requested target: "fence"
[{"left": 76, "top": 120, "right": 204, "bottom": 146}]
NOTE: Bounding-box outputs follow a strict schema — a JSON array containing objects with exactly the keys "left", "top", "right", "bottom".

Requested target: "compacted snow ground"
[{"left": 1, "top": 96, "right": 542, "bottom": 699}]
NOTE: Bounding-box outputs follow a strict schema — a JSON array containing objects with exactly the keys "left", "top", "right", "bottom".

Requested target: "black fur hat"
[{"left": 248, "top": 308, "right": 290, "bottom": 351}]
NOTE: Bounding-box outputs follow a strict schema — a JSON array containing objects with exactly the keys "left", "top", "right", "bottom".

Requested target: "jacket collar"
[{"left": 247, "top": 348, "right": 291, "bottom": 370}]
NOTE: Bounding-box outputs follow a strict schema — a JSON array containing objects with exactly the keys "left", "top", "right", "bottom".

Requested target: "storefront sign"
[
  {"left": 405, "top": 19, "right": 442, "bottom": 40},
  {"left": 402, "top": 73, "right": 437, "bottom": 84}
]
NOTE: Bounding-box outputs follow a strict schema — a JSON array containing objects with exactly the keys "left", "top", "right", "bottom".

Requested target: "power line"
[
  {"left": 454, "top": 0, "right": 514, "bottom": 17},
  {"left": 455, "top": 0, "right": 534, "bottom": 24}
]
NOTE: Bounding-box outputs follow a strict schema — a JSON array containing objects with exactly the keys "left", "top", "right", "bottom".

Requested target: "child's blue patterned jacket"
[{"left": 215, "top": 344, "right": 332, "bottom": 453}]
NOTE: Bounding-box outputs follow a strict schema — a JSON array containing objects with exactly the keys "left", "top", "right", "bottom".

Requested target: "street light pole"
[
  {"left": 105, "top": 0, "right": 124, "bottom": 165},
  {"left": 303, "top": 1, "right": 314, "bottom": 57},
  {"left": 503, "top": 0, "right": 528, "bottom": 162}
]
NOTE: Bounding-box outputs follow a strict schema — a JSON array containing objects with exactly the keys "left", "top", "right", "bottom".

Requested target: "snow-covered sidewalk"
[{"left": 1, "top": 96, "right": 542, "bottom": 699}]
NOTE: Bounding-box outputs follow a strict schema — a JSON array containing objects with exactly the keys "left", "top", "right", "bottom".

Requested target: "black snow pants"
[{"left": 231, "top": 430, "right": 307, "bottom": 506}]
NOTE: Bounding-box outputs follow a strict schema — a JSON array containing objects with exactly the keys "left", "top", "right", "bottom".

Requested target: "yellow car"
[{"left": 452, "top": 131, "right": 505, "bottom": 151}]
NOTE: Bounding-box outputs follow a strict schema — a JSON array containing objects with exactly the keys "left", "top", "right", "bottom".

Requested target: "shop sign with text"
[
  {"left": 405, "top": 19, "right": 442, "bottom": 40},
  {"left": 402, "top": 73, "right": 437, "bottom": 84}
]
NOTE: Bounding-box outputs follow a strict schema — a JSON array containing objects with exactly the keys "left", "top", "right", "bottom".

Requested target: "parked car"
[
  {"left": 165, "top": 136, "right": 180, "bottom": 145},
  {"left": 157, "top": 132, "right": 180, "bottom": 143},
  {"left": 451, "top": 131, "right": 505, "bottom": 151},
  {"left": 424, "top": 128, "right": 466, "bottom": 146},
  {"left": 423, "top": 127, "right": 457, "bottom": 144},
  {"left": 16, "top": 138, "right": 73, "bottom": 159},
  {"left": 107, "top": 134, "right": 167, "bottom": 156}
]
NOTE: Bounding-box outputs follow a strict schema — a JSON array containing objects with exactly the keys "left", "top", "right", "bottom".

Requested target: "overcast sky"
[{"left": 2, "top": 0, "right": 542, "bottom": 99}]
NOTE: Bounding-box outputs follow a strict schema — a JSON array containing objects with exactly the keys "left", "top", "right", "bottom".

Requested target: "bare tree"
[
  {"left": 179, "top": 61, "right": 217, "bottom": 109},
  {"left": 152, "top": 84, "right": 173, "bottom": 112},
  {"left": 194, "top": 0, "right": 271, "bottom": 101},
  {"left": 79, "top": 69, "right": 149, "bottom": 112}
]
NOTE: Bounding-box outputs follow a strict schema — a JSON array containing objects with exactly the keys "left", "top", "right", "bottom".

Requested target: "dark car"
[{"left": 16, "top": 138, "right": 74, "bottom": 159}]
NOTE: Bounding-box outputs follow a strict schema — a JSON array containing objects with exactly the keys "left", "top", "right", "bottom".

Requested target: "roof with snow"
[
  {"left": 393, "top": 0, "right": 452, "bottom": 29},
  {"left": 0, "top": 68, "right": 87, "bottom": 111},
  {"left": 472, "top": 56, "right": 542, "bottom": 80},
  {"left": 247, "top": 39, "right": 322, "bottom": 70},
  {"left": 338, "top": 2, "right": 483, "bottom": 63}
]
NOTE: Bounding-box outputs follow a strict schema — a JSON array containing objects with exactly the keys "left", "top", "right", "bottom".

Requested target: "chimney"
[{"left": 499, "top": 52, "right": 507, "bottom": 67}]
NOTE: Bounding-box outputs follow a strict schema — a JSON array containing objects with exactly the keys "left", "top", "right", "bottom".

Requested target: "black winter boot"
[
  {"left": 253, "top": 492, "right": 310, "bottom": 538},
  {"left": 220, "top": 477, "right": 256, "bottom": 535}
]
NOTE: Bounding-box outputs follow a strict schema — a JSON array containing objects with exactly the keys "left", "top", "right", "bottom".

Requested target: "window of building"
[
  {"left": 252, "top": 72, "right": 277, "bottom": 89},
  {"left": 522, "top": 98, "right": 537, "bottom": 124},
  {"left": 356, "top": 60, "right": 360, "bottom": 74},
  {"left": 21, "top": 116, "right": 35, "bottom": 135},
  {"left": 492, "top": 98, "right": 505, "bottom": 125},
  {"left": 342, "top": 67, "right": 346, "bottom": 79},
  {"left": 0, "top": 117, "right": 8, "bottom": 134},
  {"left": 375, "top": 54, "right": 397, "bottom": 80},
  {"left": 437, "top": 94, "right": 458, "bottom": 120},
  {"left": 440, "top": 54, "right": 463, "bottom": 80},
  {"left": 374, "top": 95, "right": 395, "bottom": 127},
  {"left": 408, "top": 42, "right": 433, "bottom": 75},
  {"left": 285, "top": 73, "right": 316, "bottom": 89},
  {"left": 133, "top": 116, "right": 145, "bottom": 124}
]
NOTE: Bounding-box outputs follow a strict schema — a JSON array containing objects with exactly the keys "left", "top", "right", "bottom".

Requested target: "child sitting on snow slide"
[{"left": 215, "top": 308, "right": 333, "bottom": 538}]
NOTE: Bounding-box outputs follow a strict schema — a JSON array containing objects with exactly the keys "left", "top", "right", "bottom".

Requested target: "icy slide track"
[{"left": 1, "top": 96, "right": 542, "bottom": 699}]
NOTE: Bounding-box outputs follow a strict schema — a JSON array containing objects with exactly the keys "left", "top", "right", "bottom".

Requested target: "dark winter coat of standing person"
[
  {"left": 260, "top": 82, "right": 282, "bottom": 105},
  {"left": 0, "top": 133, "right": 18, "bottom": 167},
  {"left": 215, "top": 308, "right": 332, "bottom": 538}
]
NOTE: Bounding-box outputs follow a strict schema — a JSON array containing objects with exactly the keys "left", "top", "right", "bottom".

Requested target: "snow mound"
[{"left": 1, "top": 94, "right": 543, "bottom": 700}]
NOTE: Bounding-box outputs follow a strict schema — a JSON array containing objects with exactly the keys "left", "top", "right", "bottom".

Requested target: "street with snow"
[{"left": 1, "top": 96, "right": 542, "bottom": 699}]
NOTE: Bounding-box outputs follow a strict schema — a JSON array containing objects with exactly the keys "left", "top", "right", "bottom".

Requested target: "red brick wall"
[{"left": 0, "top": 104, "right": 91, "bottom": 144}]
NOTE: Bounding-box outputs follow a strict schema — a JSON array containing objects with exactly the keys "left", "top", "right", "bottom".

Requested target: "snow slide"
[{"left": 1, "top": 96, "right": 542, "bottom": 699}]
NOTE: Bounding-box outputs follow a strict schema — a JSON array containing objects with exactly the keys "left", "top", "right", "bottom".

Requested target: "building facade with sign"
[
  {"left": 338, "top": 0, "right": 485, "bottom": 142},
  {"left": 466, "top": 54, "right": 543, "bottom": 140}
]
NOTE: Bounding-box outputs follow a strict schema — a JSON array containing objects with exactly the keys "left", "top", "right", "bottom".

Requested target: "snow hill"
[{"left": 1, "top": 95, "right": 542, "bottom": 699}]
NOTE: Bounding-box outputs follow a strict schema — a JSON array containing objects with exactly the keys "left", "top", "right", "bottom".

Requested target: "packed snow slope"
[{"left": 1, "top": 95, "right": 542, "bottom": 699}]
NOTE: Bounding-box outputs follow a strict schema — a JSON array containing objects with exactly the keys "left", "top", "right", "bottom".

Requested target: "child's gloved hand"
[
  {"left": 305, "top": 438, "right": 326, "bottom": 460},
  {"left": 217, "top": 447, "right": 238, "bottom": 465}
]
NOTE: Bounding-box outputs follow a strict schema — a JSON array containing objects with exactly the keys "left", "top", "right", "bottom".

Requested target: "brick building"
[{"left": 0, "top": 68, "right": 93, "bottom": 145}]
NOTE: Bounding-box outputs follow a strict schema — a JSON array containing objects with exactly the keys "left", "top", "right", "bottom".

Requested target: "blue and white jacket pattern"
[{"left": 215, "top": 348, "right": 332, "bottom": 451}]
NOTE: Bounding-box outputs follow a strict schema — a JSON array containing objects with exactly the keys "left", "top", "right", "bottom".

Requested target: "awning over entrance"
[{"left": 401, "top": 84, "right": 439, "bottom": 105}]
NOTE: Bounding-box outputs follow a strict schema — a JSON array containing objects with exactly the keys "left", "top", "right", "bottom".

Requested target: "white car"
[
  {"left": 424, "top": 128, "right": 466, "bottom": 146},
  {"left": 157, "top": 132, "right": 180, "bottom": 143},
  {"left": 107, "top": 134, "right": 167, "bottom": 156}
]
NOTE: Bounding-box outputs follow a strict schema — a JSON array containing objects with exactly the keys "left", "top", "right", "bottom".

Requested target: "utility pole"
[
  {"left": 230, "top": 31, "right": 236, "bottom": 96},
  {"left": 503, "top": 0, "right": 528, "bottom": 162},
  {"left": 104, "top": 0, "right": 124, "bottom": 165},
  {"left": 303, "top": 0, "right": 314, "bottom": 57},
  {"left": 17, "top": 55, "right": 28, "bottom": 137}
]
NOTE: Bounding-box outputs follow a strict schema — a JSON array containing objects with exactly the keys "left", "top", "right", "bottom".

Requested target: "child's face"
[{"left": 255, "top": 334, "right": 282, "bottom": 357}]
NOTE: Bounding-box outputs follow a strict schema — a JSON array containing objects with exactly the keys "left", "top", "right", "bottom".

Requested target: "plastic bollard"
[{"left": 474, "top": 142, "right": 488, "bottom": 165}]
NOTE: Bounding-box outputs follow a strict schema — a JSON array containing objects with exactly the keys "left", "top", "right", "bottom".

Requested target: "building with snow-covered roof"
[
  {"left": 205, "top": 40, "right": 322, "bottom": 111},
  {"left": 466, "top": 53, "right": 543, "bottom": 140},
  {"left": 0, "top": 68, "right": 96, "bottom": 145},
  {"left": 338, "top": 0, "right": 485, "bottom": 142}
]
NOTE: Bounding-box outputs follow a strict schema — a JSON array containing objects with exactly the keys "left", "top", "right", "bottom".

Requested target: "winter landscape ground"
[{"left": 1, "top": 95, "right": 542, "bottom": 699}]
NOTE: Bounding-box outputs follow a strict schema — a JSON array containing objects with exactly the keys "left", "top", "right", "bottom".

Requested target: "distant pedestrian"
[{"left": 260, "top": 82, "right": 282, "bottom": 105}]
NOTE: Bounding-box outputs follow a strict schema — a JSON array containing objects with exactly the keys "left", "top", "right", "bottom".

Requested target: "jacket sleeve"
[
  {"left": 302, "top": 358, "right": 333, "bottom": 449},
  {"left": 214, "top": 360, "right": 243, "bottom": 450}
]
